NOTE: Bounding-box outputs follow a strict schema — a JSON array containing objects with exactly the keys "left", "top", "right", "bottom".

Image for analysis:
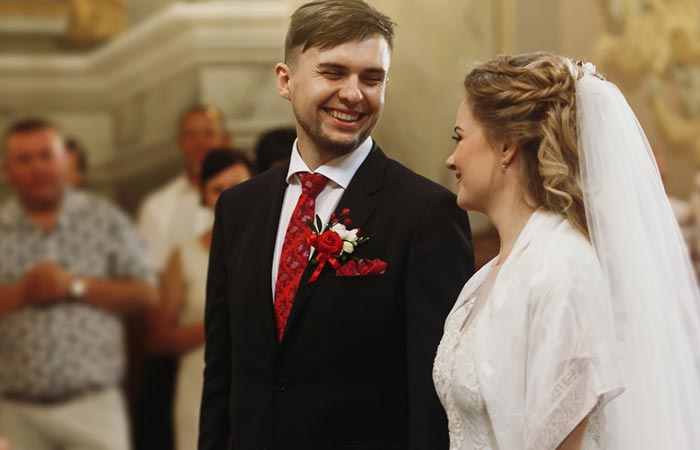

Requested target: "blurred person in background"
[
  {"left": 254, "top": 127, "right": 295, "bottom": 173},
  {"left": 133, "top": 104, "right": 231, "bottom": 450},
  {"left": 149, "top": 149, "right": 252, "bottom": 450},
  {"left": 137, "top": 105, "right": 232, "bottom": 273},
  {"left": 64, "top": 136, "right": 88, "bottom": 189},
  {"left": 0, "top": 118, "right": 156, "bottom": 450}
]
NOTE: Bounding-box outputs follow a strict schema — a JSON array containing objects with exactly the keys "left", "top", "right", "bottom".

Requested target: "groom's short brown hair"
[{"left": 284, "top": 0, "right": 396, "bottom": 64}]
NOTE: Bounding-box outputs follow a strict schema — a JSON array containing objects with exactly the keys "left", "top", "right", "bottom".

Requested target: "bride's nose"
[{"left": 445, "top": 153, "right": 456, "bottom": 170}]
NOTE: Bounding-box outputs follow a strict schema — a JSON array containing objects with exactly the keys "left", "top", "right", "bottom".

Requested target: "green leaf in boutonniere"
[{"left": 306, "top": 219, "right": 318, "bottom": 234}]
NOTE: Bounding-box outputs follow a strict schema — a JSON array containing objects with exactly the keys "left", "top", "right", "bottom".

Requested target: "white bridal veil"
[{"left": 572, "top": 63, "right": 700, "bottom": 448}]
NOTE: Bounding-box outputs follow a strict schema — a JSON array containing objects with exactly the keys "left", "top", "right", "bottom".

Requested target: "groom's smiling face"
[{"left": 276, "top": 36, "right": 390, "bottom": 157}]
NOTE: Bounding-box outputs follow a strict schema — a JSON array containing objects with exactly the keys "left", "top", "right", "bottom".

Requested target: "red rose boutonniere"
[{"left": 306, "top": 208, "right": 374, "bottom": 282}]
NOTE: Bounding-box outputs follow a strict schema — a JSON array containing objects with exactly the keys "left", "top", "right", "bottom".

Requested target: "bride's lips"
[{"left": 455, "top": 173, "right": 462, "bottom": 185}]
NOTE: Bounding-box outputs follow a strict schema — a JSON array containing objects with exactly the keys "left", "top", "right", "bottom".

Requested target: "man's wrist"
[{"left": 69, "top": 277, "right": 87, "bottom": 301}]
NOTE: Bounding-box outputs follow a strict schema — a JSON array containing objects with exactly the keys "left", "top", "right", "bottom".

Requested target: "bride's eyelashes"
[{"left": 451, "top": 135, "right": 462, "bottom": 143}]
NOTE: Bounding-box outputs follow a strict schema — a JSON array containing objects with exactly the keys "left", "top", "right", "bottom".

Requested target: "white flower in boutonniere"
[
  {"left": 343, "top": 241, "right": 355, "bottom": 254},
  {"left": 330, "top": 223, "right": 360, "bottom": 246}
]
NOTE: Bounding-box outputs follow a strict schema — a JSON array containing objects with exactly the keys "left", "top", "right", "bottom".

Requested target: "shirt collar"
[
  {"left": 0, "top": 188, "right": 85, "bottom": 230},
  {"left": 285, "top": 137, "right": 373, "bottom": 189},
  {"left": 174, "top": 173, "right": 197, "bottom": 194}
]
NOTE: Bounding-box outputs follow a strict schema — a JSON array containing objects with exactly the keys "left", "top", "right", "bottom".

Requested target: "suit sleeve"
[
  {"left": 405, "top": 190, "right": 475, "bottom": 450},
  {"left": 199, "top": 195, "right": 232, "bottom": 450}
]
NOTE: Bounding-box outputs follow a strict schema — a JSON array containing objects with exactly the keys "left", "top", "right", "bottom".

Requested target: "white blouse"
[{"left": 434, "top": 210, "right": 624, "bottom": 450}]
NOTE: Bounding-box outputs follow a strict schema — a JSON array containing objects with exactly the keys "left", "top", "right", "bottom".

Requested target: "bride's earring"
[{"left": 501, "top": 160, "right": 509, "bottom": 172}]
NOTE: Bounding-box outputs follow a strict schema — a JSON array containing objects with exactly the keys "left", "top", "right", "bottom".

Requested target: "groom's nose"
[{"left": 338, "top": 76, "right": 363, "bottom": 106}]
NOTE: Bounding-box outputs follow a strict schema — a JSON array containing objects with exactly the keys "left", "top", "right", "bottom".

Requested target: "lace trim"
[{"left": 525, "top": 358, "right": 599, "bottom": 450}]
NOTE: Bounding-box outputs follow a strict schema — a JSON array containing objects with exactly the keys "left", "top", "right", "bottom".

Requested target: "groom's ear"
[{"left": 275, "top": 63, "right": 292, "bottom": 101}]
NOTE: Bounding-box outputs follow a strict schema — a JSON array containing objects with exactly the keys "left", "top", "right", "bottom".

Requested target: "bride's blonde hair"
[{"left": 464, "top": 52, "right": 588, "bottom": 238}]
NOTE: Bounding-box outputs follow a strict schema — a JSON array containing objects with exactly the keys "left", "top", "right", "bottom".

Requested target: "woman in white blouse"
[
  {"left": 149, "top": 149, "right": 252, "bottom": 450},
  {"left": 434, "top": 52, "right": 700, "bottom": 450}
]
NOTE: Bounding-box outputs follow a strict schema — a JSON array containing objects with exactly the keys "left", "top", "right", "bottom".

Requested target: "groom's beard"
[{"left": 295, "top": 111, "right": 370, "bottom": 157}]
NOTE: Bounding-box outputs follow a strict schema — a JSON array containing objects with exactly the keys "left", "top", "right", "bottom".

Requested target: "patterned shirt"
[{"left": 0, "top": 189, "right": 153, "bottom": 400}]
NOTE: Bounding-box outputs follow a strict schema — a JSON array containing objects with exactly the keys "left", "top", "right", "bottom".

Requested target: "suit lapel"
[
  {"left": 259, "top": 167, "right": 289, "bottom": 354},
  {"left": 281, "top": 145, "right": 388, "bottom": 344}
]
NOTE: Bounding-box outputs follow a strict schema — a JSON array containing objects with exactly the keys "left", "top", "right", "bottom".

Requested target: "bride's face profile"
[{"left": 446, "top": 100, "right": 501, "bottom": 213}]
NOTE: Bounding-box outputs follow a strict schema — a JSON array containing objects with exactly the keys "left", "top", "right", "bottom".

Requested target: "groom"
[{"left": 199, "top": 1, "right": 474, "bottom": 449}]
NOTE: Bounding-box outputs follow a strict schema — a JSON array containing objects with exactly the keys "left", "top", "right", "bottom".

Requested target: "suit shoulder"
[
  {"left": 219, "top": 164, "right": 286, "bottom": 206},
  {"left": 384, "top": 158, "right": 455, "bottom": 202}
]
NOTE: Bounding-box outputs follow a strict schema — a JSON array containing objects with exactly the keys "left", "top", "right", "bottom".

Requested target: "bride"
[{"left": 433, "top": 52, "right": 700, "bottom": 450}]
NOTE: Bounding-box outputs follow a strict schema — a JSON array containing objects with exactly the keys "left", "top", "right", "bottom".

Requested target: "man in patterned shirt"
[{"left": 0, "top": 118, "right": 156, "bottom": 450}]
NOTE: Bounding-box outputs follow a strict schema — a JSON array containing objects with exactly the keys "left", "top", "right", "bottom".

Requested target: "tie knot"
[{"left": 298, "top": 172, "right": 329, "bottom": 198}]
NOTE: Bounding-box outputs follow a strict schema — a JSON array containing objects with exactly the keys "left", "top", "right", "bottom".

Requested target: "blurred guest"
[
  {"left": 254, "top": 127, "right": 295, "bottom": 173},
  {"left": 137, "top": 105, "right": 232, "bottom": 273},
  {"left": 0, "top": 118, "right": 156, "bottom": 450},
  {"left": 133, "top": 105, "right": 231, "bottom": 450},
  {"left": 149, "top": 149, "right": 252, "bottom": 450},
  {"left": 64, "top": 136, "right": 88, "bottom": 189}
]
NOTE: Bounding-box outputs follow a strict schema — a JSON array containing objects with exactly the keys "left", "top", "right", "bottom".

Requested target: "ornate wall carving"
[
  {"left": 596, "top": 0, "right": 700, "bottom": 162},
  {"left": 0, "top": 0, "right": 127, "bottom": 47},
  {"left": 65, "top": 0, "right": 127, "bottom": 46}
]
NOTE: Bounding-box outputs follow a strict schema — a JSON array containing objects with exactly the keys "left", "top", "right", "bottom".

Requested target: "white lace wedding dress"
[{"left": 433, "top": 265, "right": 605, "bottom": 450}]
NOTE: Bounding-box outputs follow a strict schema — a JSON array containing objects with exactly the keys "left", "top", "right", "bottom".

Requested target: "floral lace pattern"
[
  {"left": 433, "top": 295, "right": 498, "bottom": 450},
  {"left": 525, "top": 358, "right": 605, "bottom": 450}
]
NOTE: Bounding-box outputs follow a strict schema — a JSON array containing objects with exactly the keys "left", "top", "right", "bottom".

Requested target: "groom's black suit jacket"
[{"left": 199, "top": 145, "right": 474, "bottom": 450}]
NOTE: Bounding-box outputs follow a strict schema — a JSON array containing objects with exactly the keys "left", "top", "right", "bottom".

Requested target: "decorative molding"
[
  {"left": 0, "top": 0, "right": 127, "bottom": 45},
  {"left": 0, "top": 2, "right": 68, "bottom": 17},
  {"left": 65, "top": 0, "right": 127, "bottom": 46},
  {"left": 0, "top": 1, "right": 289, "bottom": 109}
]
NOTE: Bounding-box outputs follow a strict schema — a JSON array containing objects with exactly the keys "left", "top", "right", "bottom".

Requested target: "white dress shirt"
[
  {"left": 137, "top": 174, "right": 214, "bottom": 272},
  {"left": 271, "top": 137, "right": 373, "bottom": 298}
]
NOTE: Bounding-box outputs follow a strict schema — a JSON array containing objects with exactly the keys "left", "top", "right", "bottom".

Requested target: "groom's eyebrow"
[
  {"left": 454, "top": 126, "right": 463, "bottom": 133},
  {"left": 363, "top": 68, "right": 387, "bottom": 78},
  {"left": 317, "top": 63, "right": 347, "bottom": 71},
  {"left": 317, "top": 62, "right": 387, "bottom": 77}
]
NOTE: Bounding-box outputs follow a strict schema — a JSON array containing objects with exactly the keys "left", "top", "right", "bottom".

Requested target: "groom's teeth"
[{"left": 329, "top": 110, "right": 360, "bottom": 122}]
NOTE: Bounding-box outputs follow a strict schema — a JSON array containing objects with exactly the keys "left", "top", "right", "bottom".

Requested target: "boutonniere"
[{"left": 306, "top": 208, "right": 385, "bottom": 282}]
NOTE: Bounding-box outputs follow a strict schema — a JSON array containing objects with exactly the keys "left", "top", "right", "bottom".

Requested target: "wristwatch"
[{"left": 69, "top": 278, "right": 87, "bottom": 301}]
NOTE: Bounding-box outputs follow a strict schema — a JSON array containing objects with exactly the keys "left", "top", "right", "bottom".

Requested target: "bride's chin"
[{"left": 456, "top": 197, "right": 473, "bottom": 213}]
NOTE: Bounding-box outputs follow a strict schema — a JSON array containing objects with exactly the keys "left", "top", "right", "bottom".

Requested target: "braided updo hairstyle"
[{"left": 464, "top": 52, "right": 588, "bottom": 238}]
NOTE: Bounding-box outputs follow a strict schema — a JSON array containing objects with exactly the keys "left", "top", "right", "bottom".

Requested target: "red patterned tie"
[{"left": 274, "top": 172, "right": 329, "bottom": 341}]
